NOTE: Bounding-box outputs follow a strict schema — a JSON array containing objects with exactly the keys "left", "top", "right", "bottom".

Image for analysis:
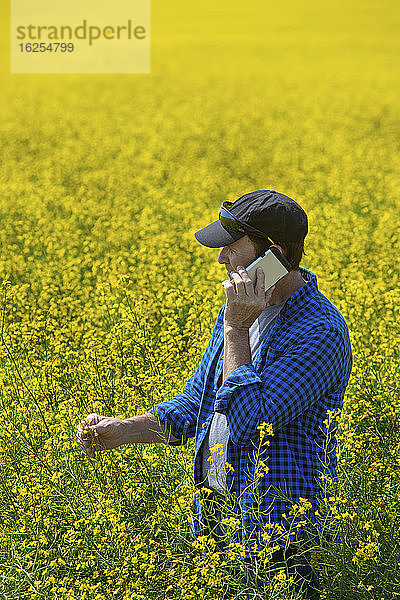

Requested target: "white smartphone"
[{"left": 246, "top": 247, "right": 292, "bottom": 291}]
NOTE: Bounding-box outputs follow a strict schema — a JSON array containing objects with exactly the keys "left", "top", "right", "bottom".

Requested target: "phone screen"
[{"left": 246, "top": 247, "right": 292, "bottom": 291}]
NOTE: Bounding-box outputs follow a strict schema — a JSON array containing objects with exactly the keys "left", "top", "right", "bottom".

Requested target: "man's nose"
[{"left": 218, "top": 248, "right": 228, "bottom": 264}]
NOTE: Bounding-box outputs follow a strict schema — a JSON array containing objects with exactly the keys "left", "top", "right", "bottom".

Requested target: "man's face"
[{"left": 217, "top": 235, "right": 258, "bottom": 277}]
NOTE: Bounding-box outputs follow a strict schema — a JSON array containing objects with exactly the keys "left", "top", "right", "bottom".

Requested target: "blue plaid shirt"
[{"left": 149, "top": 267, "right": 353, "bottom": 557}]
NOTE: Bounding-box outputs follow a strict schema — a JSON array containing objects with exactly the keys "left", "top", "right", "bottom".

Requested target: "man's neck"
[{"left": 269, "top": 270, "right": 307, "bottom": 306}]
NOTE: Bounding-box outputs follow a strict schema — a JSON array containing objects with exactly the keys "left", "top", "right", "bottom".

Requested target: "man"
[{"left": 77, "top": 190, "right": 353, "bottom": 599}]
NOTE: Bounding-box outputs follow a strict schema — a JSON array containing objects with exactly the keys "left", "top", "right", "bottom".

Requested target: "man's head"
[{"left": 194, "top": 189, "right": 308, "bottom": 272}]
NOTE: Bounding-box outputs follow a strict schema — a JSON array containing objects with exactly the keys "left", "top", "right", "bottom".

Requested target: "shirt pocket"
[{"left": 262, "top": 345, "right": 286, "bottom": 368}]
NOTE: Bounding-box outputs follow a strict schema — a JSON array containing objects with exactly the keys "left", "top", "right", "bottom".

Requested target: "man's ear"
[{"left": 270, "top": 244, "right": 285, "bottom": 256}]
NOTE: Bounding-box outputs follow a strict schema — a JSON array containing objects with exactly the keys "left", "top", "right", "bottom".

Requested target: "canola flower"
[{"left": 0, "top": 0, "right": 399, "bottom": 597}]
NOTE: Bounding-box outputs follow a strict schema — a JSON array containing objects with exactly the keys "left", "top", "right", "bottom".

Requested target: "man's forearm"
[
  {"left": 223, "top": 324, "right": 251, "bottom": 383},
  {"left": 122, "top": 413, "right": 179, "bottom": 444}
]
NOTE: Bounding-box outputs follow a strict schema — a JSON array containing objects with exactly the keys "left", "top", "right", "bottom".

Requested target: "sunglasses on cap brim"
[{"left": 219, "top": 201, "right": 274, "bottom": 244}]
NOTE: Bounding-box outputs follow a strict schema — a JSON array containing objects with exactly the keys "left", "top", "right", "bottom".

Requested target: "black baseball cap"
[{"left": 194, "top": 190, "right": 308, "bottom": 248}]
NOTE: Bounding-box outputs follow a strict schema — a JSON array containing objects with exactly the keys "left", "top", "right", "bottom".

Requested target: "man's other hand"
[{"left": 76, "top": 413, "right": 126, "bottom": 458}]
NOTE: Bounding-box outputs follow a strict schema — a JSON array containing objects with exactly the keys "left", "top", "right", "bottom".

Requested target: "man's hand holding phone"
[
  {"left": 222, "top": 266, "right": 276, "bottom": 331},
  {"left": 221, "top": 247, "right": 290, "bottom": 331}
]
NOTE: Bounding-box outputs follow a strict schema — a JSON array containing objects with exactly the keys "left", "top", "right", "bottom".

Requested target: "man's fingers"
[
  {"left": 84, "top": 413, "right": 106, "bottom": 426},
  {"left": 222, "top": 267, "right": 269, "bottom": 302},
  {"left": 229, "top": 271, "right": 246, "bottom": 295},
  {"left": 76, "top": 423, "right": 103, "bottom": 458},
  {"left": 76, "top": 413, "right": 115, "bottom": 458},
  {"left": 76, "top": 433, "right": 92, "bottom": 456},
  {"left": 76, "top": 413, "right": 107, "bottom": 456},
  {"left": 222, "top": 279, "right": 236, "bottom": 301},
  {"left": 77, "top": 426, "right": 92, "bottom": 450},
  {"left": 255, "top": 268, "right": 265, "bottom": 295},
  {"left": 237, "top": 266, "right": 254, "bottom": 295}
]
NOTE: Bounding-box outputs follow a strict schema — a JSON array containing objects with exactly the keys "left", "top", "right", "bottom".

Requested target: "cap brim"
[{"left": 194, "top": 220, "right": 245, "bottom": 248}]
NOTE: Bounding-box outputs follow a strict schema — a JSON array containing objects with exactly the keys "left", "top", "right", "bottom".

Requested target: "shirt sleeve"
[
  {"left": 147, "top": 304, "right": 225, "bottom": 446},
  {"left": 213, "top": 326, "right": 349, "bottom": 446}
]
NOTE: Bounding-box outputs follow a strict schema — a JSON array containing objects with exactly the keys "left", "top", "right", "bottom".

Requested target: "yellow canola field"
[{"left": 0, "top": 0, "right": 399, "bottom": 598}]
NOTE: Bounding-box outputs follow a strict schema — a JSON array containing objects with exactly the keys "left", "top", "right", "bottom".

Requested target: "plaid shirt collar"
[{"left": 280, "top": 267, "right": 319, "bottom": 320}]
